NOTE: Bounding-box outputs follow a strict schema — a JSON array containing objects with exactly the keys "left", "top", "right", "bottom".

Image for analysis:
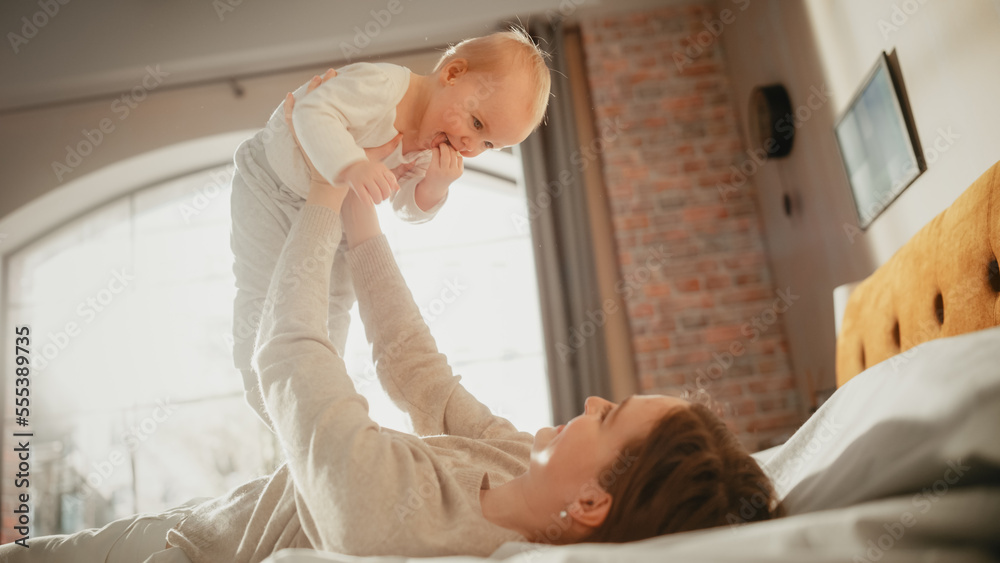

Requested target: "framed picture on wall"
[{"left": 834, "top": 50, "right": 924, "bottom": 230}]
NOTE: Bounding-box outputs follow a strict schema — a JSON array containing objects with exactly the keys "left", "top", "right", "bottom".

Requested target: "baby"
[{"left": 230, "top": 28, "right": 551, "bottom": 429}]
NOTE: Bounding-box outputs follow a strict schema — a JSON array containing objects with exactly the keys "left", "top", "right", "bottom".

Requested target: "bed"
[{"left": 262, "top": 160, "right": 1000, "bottom": 563}]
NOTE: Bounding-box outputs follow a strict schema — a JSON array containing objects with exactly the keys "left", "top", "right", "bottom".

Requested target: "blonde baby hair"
[{"left": 433, "top": 26, "right": 552, "bottom": 130}]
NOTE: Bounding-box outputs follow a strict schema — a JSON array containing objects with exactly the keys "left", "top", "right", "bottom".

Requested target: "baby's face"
[{"left": 418, "top": 61, "right": 537, "bottom": 157}]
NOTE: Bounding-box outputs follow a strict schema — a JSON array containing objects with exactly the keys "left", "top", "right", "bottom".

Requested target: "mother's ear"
[{"left": 567, "top": 481, "right": 613, "bottom": 529}]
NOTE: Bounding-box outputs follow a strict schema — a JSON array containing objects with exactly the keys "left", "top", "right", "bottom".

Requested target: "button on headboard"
[{"left": 835, "top": 160, "right": 1000, "bottom": 386}]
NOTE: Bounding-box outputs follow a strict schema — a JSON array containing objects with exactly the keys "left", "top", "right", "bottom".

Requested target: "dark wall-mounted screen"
[{"left": 835, "top": 51, "right": 924, "bottom": 230}]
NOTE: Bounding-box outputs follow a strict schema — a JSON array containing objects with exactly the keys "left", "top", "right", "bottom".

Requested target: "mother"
[{"left": 0, "top": 77, "right": 781, "bottom": 563}]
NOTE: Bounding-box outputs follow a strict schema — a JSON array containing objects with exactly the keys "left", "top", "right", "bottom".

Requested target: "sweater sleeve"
[
  {"left": 251, "top": 204, "right": 469, "bottom": 553},
  {"left": 290, "top": 63, "right": 402, "bottom": 187},
  {"left": 346, "top": 235, "right": 521, "bottom": 440}
]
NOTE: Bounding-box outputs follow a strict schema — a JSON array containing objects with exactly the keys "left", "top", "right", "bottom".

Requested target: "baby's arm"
[
  {"left": 413, "top": 143, "right": 463, "bottom": 211},
  {"left": 387, "top": 142, "right": 462, "bottom": 224},
  {"left": 290, "top": 64, "right": 402, "bottom": 204}
]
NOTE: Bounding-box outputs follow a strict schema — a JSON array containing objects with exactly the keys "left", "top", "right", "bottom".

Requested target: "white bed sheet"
[{"left": 263, "top": 325, "right": 1000, "bottom": 563}]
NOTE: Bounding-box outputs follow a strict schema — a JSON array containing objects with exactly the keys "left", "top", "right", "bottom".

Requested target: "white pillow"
[{"left": 762, "top": 325, "right": 1000, "bottom": 515}]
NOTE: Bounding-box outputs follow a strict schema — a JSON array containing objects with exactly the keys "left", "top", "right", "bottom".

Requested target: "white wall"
[{"left": 718, "top": 0, "right": 1000, "bottom": 392}]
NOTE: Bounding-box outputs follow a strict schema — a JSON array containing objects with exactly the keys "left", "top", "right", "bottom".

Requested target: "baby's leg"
[
  {"left": 327, "top": 237, "right": 356, "bottom": 357},
  {"left": 230, "top": 160, "right": 356, "bottom": 430},
  {"left": 230, "top": 166, "right": 305, "bottom": 430}
]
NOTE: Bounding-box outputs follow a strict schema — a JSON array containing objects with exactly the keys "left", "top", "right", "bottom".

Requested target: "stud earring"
[{"left": 559, "top": 510, "right": 568, "bottom": 519}]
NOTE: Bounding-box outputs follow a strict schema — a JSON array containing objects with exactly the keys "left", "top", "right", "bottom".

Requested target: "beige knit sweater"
[{"left": 167, "top": 204, "right": 533, "bottom": 561}]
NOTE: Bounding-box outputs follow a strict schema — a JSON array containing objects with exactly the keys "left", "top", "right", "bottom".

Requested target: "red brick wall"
[{"left": 579, "top": 2, "right": 803, "bottom": 450}]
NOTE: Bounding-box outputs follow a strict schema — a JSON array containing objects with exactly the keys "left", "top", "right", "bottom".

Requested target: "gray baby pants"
[{"left": 229, "top": 133, "right": 355, "bottom": 430}]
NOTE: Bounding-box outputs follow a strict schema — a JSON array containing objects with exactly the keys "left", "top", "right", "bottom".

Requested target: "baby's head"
[{"left": 421, "top": 27, "right": 551, "bottom": 157}]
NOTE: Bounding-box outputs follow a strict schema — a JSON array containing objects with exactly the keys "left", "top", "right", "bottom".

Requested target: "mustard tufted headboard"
[{"left": 835, "top": 160, "right": 1000, "bottom": 386}]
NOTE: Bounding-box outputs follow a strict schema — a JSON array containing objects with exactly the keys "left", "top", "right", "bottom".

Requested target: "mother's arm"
[
  {"left": 248, "top": 83, "right": 526, "bottom": 553},
  {"left": 252, "top": 191, "right": 448, "bottom": 552}
]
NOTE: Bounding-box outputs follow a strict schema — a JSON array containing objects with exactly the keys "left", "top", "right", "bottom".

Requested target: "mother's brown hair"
[{"left": 587, "top": 402, "right": 784, "bottom": 542}]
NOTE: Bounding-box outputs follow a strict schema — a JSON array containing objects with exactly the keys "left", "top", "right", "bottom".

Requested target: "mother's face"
[{"left": 529, "top": 394, "right": 688, "bottom": 498}]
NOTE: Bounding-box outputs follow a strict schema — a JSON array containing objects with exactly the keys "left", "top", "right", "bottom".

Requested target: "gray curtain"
[{"left": 518, "top": 20, "right": 611, "bottom": 424}]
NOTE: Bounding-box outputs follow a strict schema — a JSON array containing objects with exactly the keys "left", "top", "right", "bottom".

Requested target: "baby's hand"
[
  {"left": 423, "top": 143, "right": 464, "bottom": 188},
  {"left": 337, "top": 160, "right": 400, "bottom": 206},
  {"left": 413, "top": 143, "right": 462, "bottom": 211}
]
